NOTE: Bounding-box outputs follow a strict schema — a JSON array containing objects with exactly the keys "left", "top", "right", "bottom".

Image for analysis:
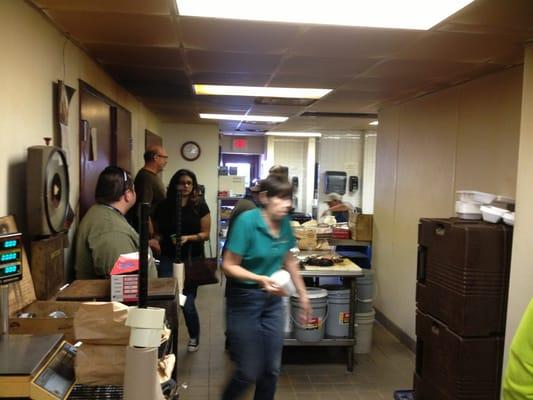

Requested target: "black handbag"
[{"left": 184, "top": 240, "right": 218, "bottom": 287}]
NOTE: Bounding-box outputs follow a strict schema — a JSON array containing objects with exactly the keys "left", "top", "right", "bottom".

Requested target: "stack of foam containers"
[{"left": 455, "top": 190, "right": 496, "bottom": 220}]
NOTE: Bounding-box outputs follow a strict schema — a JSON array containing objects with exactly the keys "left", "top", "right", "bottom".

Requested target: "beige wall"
[
  {"left": 159, "top": 123, "right": 220, "bottom": 247},
  {"left": 0, "top": 1, "right": 160, "bottom": 276},
  {"left": 504, "top": 45, "right": 533, "bottom": 368},
  {"left": 374, "top": 67, "right": 523, "bottom": 339}
]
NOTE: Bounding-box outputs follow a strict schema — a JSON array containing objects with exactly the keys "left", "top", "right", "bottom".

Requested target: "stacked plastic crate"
[{"left": 415, "top": 218, "right": 513, "bottom": 400}]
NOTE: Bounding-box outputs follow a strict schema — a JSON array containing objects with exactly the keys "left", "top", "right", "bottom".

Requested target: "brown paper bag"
[
  {"left": 75, "top": 344, "right": 126, "bottom": 385},
  {"left": 298, "top": 228, "right": 317, "bottom": 250},
  {"left": 74, "top": 302, "right": 130, "bottom": 345}
]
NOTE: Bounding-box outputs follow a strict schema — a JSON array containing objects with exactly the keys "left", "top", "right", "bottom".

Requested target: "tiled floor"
[{"left": 175, "top": 283, "right": 414, "bottom": 400}]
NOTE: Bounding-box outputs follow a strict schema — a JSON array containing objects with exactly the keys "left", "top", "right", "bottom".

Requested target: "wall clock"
[{"left": 180, "top": 141, "right": 201, "bottom": 161}]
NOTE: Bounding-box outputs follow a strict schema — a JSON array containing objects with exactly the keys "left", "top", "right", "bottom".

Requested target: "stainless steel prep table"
[{"left": 284, "top": 254, "right": 363, "bottom": 371}]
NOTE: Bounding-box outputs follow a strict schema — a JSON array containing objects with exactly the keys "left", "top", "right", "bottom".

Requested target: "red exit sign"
[{"left": 232, "top": 138, "right": 248, "bottom": 150}]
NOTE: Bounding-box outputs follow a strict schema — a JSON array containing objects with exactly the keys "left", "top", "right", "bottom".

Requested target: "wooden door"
[
  {"left": 79, "top": 87, "right": 112, "bottom": 218},
  {"left": 113, "top": 107, "right": 132, "bottom": 173},
  {"left": 79, "top": 82, "right": 132, "bottom": 218}
]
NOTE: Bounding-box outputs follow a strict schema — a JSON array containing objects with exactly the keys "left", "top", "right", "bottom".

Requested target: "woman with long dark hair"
[{"left": 154, "top": 169, "right": 211, "bottom": 352}]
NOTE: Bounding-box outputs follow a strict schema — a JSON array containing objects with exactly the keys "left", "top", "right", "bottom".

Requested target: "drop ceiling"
[{"left": 28, "top": 0, "right": 533, "bottom": 133}]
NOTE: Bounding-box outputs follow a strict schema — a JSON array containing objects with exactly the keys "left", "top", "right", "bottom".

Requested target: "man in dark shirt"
[{"left": 127, "top": 145, "right": 168, "bottom": 252}]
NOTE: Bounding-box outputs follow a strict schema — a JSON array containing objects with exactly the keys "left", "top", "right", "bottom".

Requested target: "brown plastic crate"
[
  {"left": 417, "top": 218, "right": 513, "bottom": 336},
  {"left": 414, "top": 310, "right": 503, "bottom": 400}
]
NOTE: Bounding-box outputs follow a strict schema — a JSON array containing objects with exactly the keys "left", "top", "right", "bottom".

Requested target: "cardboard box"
[
  {"left": 3, "top": 215, "right": 81, "bottom": 343},
  {"left": 110, "top": 252, "right": 139, "bottom": 302},
  {"left": 9, "top": 300, "right": 82, "bottom": 343},
  {"left": 354, "top": 214, "right": 373, "bottom": 241}
]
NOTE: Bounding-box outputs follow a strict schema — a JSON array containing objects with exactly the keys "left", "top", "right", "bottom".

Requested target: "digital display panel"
[
  {"left": 0, "top": 263, "right": 20, "bottom": 277},
  {"left": 1, "top": 251, "right": 20, "bottom": 262},
  {"left": 2, "top": 239, "right": 18, "bottom": 249}
]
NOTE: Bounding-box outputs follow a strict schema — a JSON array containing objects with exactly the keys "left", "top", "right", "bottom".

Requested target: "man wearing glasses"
[
  {"left": 75, "top": 166, "right": 157, "bottom": 279},
  {"left": 127, "top": 145, "right": 168, "bottom": 242}
]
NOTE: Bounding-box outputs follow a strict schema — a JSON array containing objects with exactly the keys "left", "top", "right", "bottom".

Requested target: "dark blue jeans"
[
  {"left": 223, "top": 287, "right": 283, "bottom": 400},
  {"left": 159, "top": 254, "right": 200, "bottom": 340}
]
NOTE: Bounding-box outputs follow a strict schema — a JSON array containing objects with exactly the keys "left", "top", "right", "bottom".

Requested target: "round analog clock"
[{"left": 180, "top": 141, "right": 201, "bottom": 161}]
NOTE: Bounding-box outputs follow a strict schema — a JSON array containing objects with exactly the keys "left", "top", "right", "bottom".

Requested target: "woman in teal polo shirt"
[{"left": 222, "top": 175, "right": 310, "bottom": 400}]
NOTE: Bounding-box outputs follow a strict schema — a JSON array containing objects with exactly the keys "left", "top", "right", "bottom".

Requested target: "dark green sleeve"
[{"left": 225, "top": 213, "right": 250, "bottom": 256}]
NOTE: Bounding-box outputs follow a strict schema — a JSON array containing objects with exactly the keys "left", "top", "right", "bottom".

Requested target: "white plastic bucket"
[
  {"left": 290, "top": 287, "right": 328, "bottom": 342},
  {"left": 321, "top": 285, "right": 350, "bottom": 338},
  {"left": 282, "top": 296, "right": 292, "bottom": 337},
  {"left": 356, "top": 271, "right": 374, "bottom": 313},
  {"left": 354, "top": 309, "right": 375, "bottom": 354}
]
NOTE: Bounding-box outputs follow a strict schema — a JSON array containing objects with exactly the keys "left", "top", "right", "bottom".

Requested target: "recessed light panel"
[
  {"left": 266, "top": 132, "right": 322, "bottom": 137},
  {"left": 193, "top": 84, "right": 331, "bottom": 99},
  {"left": 200, "top": 113, "right": 288, "bottom": 123},
  {"left": 177, "top": 0, "right": 475, "bottom": 30}
]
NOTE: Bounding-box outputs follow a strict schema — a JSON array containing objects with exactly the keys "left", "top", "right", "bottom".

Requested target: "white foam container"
[
  {"left": 503, "top": 212, "right": 515, "bottom": 226},
  {"left": 455, "top": 200, "right": 481, "bottom": 220},
  {"left": 271, "top": 269, "right": 296, "bottom": 297},
  {"left": 480, "top": 206, "right": 507, "bottom": 223},
  {"left": 456, "top": 190, "right": 496, "bottom": 204}
]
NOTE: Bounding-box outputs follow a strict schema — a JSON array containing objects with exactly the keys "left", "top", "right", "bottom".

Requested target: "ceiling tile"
[
  {"left": 321, "top": 89, "right": 390, "bottom": 103},
  {"left": 340, "top": 76, "right": 424, "bottom": 93},
  {"left": 33, "top": 0, "right": 172, "bottom": 15},
  {"left": 189, "top": 72, "right": 271, "bottom": 86},
  {"left": 269, "top": 73, "right": 348, "bottom": 88},
  {"left": 279, "top": 115, "right": 376, "bottom": 132},
  {"left": 195, "top": 96, "right": 256, "bottom": 108},
  {"left": 44, "top": 10, "right": 179, "bottom": 46},
  {"left": 126, "top": 81, "right": 193, "bottom": 99},
  {"left": 180, "top": 17, "right": 302, "bottom": 54},
  {"left": 248, "top": 104, "right": 307, "bottom": 116},
  {"left": 185, "top": 50, "right": 282, "bottom": 74},
  {"left": 360, "top": 59, "right": 476, "bottom": 83},
  {"left": 278, "top": 55, "right": 378, "bottom": 77},
  {"left": 88, "top": 44, "right": 184, "bottom": 68},
  {"left": 445, "top": 0, "right": 533, "bottom": 34},
  {"left": 27, "top": 0, "right": 533, "bottom": 124},
  {"left": 396, "top": 31, "right": 521, "bottom": 63},
  {"left": 104, "top": 64, "right": 190, "bottom": 84},
  {"left": 289, "top": 26, "right": 423, "bottom": 59},
  {"left": 305, "top": 99, "right": 379, "bottom": 114}
]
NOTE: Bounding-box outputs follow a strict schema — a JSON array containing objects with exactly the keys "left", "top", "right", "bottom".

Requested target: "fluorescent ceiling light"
[
  {"left": 266, "top": 132, "right": 322, "bottom": 137},
  {"left": 194, "top": 84, "right": 331, "bottom": 99},
  {"left": 200, "top": 113, "right": 288, "bottom": 123},
  {"left": 369, "top": 121, "right": 379, "bottom": 126},
  {"left": 176, "top": 0, "right": 475, "bottom": 30}
]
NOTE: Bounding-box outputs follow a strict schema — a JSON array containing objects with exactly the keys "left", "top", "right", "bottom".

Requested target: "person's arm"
[
  {"left": 284, "top": 252, "right": 310, "bottom": 315},
  {"left": 328, "top": 202, "right": 353, "bottom": 213},
  {"left": 222, "top": 250, "right": 284, "bottom": 295},
  {"left": 181, "top": 212, "right": 211, "bottom": 244}
]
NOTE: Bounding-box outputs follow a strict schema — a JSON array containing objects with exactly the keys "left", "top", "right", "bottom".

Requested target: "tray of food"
[{"left": 298, "top": 254, "right": 344, "bottom": 267}]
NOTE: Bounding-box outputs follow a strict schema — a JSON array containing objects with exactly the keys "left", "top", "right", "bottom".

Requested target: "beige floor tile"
[{"left": 176, "top": 283, "right": 414, "bottom": 400}]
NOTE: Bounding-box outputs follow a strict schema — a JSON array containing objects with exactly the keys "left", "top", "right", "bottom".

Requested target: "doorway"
[{"left": 221, "top": 154, "right": 260, "bottom": 187}]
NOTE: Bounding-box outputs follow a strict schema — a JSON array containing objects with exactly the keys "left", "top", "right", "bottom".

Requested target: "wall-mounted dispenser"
[
  {"left": 324, "top": 171, "right": 347, "bottom": 195},
  {"left": 349, "top": 176, "right": 359, "bottom": 192}
]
